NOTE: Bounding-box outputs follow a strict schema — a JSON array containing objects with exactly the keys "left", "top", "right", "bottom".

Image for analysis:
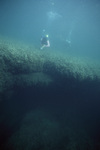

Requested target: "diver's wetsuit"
[{"left": 41, "top": 37, "right": 48, "bottom": 46}]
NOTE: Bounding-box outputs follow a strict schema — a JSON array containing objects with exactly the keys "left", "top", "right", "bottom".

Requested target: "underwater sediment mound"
[
  {"left": 0, "top": 38, "right": 100, "bottom": 100},
  {"left": 0, "top": 39, "right": 100, "bottom": 150}
]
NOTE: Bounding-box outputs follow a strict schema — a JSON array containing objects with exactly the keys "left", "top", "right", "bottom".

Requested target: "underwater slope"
[
  {"left": 0, "top": 38, "right": 100, "bottom": 100},
  {"left": 0, "top": 39, "right": 100, "bottom": 149}
]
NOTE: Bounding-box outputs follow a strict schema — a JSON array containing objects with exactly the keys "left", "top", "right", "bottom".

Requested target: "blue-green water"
[
  {"left": 0, "top": 0, "right": 100, "bottom": 60},
  {"left": 0, "top": 0, "right": 100, "bottom": 150}
]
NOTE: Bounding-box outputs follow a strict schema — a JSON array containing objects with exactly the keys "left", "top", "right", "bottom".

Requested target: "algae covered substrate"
[{"left": 0, "top": 39, "right": 100, "bottom": 150}]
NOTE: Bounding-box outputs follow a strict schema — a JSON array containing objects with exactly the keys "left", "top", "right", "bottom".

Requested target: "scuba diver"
[{"left": 40, "top": 34, "right": 50, "bottom": 50}]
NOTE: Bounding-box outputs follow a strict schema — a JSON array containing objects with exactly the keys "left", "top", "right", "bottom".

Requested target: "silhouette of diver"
[{"left": 40, "top": 34, "right": 50, "bottom": 50}]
